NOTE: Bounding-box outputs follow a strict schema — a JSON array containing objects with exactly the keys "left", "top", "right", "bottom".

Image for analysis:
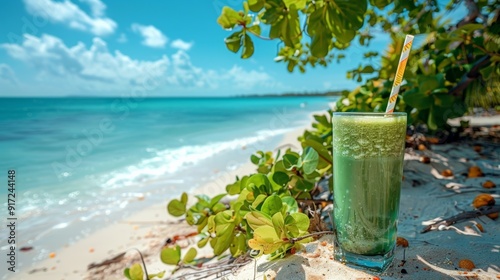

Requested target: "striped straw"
[{"left": 385, "top": 35, "right": 414, "bottom": 114}]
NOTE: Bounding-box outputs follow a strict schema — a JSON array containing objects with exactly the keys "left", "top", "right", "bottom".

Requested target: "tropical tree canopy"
[{"left": 218, "top": 0, "right": 500, "bottom": 130}]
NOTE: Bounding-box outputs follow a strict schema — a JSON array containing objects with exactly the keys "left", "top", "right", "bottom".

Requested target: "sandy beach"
[{"left": 12, "top": 113, "right": 500, "bottom": 280}]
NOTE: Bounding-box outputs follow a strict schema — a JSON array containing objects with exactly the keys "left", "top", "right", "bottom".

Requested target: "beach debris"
[
  {"left": 473, "top": 145, "right": 482, "bottom": 153},
  {"left": 468, "top": 166, "right": 484, "bottom": 178},
  {"left": 441, "top": 169, "right": 453, "bottom": 177},
  {"left": 421, "top": 205, "right": 500, "bottom": 233},
  {"left": 487, "top": 212, "right": 499, "bottom": 219},
  {"left": 458, "top": 259, "right": 476, "bottom": 271},
  {"left": 475, "top": 223, "right": 484, "bottom": 232},
  {"left": 49, "top": 252, "right": 56, "bottom": 258},
  {"left": 482, "top": 180, "right": 496, "bottom": 189},
  {"left": 472, "top": 194, "right": 495, "bottom": 208},
  {"left": 164, "top": 232, "right": 198, "bottom": 247},
  {"left": 420, "top": 156, "right": 431, "bottom": 164},
  {"left": 427, "top": 137, "right": 440, "bottom": 144},
  {"left": 19, "top": 246, "right": 33, "bottom": 252},
  {"left": 396, "top": 237, "right": 409, "bottom": 247},
  {"left": 89, "top": 247, "right": 94, "bottom": 253},
  {"left": 28, "top": 267, "right": 47, "bottom": 274},
  {"left": 87, "top": 252, "right": 126, "bottom": 270}
]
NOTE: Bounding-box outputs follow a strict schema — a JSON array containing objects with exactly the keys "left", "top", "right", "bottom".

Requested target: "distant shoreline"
[{"left": 0, "top": 91, "right": 346, "bottom": 99}]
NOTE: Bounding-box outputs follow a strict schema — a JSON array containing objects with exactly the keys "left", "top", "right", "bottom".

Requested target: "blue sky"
[{"left": 0, "top": 0, "right": 413, "bottom": 97}]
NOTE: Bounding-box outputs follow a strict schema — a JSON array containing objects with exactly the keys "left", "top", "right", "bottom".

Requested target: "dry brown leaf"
[
  {"left": 482, "top": 180, "right": 496, "bottom": 189},
  {"left": 420, "top": 156, "right": 431, "bottom": 164},
  {"left": 396, "top": 237, "right": 409, "bottom": 247},
  {"left": 475, "top": 223, "right": 484, "bottom": 232},
  {"left": 487, "top": 212, "right": 499, "bottom": 219},
  {"left": 458, "top": 259, "right": 475, "bottom": 271},
  {"left": 441, "top": 169, "right": 453, "bottom": 177},
  {"left": 468, "top": 166, "right": 484, "bottom": 178},
  {"left": 472, "top": 194, "right": 495, "bottom": 208}
]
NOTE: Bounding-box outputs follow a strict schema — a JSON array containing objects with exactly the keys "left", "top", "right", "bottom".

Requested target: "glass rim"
[{"left": 332, "top": 112, "right": 406, "bottom": 117}]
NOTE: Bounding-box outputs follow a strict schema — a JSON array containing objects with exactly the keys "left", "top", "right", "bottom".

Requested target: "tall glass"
[{"left": 331, "top": 112, "right": 407, "bottom": 272}]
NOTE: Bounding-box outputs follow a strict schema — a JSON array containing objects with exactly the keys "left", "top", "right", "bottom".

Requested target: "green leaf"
[
  {"left": 217, "top": 7, "right": 243, "bottom": 29},
  {"left": 480, "top": 64, "right": 495, "bottom": 80},
  {"left": 272, "top": 171, "right": 290, "bottom": 187},
  {"left": 403, "top": 88, "right": 433, "bottom": 110},
  {"left": 282, "top": 8, "right": 301, "bottom": 47},
  {"left": 283, "top": 0, "right": 307, "bottom": 10},
  {"left": 301, "top": 147, "right": 319, "bottom": 175},
  {"left": 247, "top": 25, "right": 261, "bottom": 36},
  {"left": 160, "top": 245, "right": 181, "bottom": 265},
  {"left": 418, "top": 74, "right": 444, "bottom": 94},
  {"left": 252, "top": 194, "right": 267, "bottom": 208},
  {"left": 167, "top": 199, "right": 186, "bottom": 217},
  {"left": 360, "top": 65, "right": 375, "bottom": 74},
  {"left": 428, "top": 105, "right": 438, "bottom": 131},
  {"left": 272, "top": 212, "right": 286, "bottom": 238},
  {"left": 291, "top": 212, "right": 310, "bottom": 231},
  {"left": 369, "top": 0, "right": 391, "bottom": 9},
  {"left": 434, "top": 38, "right": 451, "bottom": 51},
  {"left": 308, "top": 9, "right": 332, "bottom": 58},
  {"left": 457, "top": 23, "right": 484, "bottom": 34},
  {"left": 210, "top": 193, "right": 226, "bottom": 208},
  {"left": 128, "top": 263, "right": 143, "bottom": 280},
  {"left": 313, "top": 114, "right": 329, "bottom": 127},
  {"left": 282, "top": 196, "right": 299, "bottom": 213},
  {"left": 242, "top": 34, "right": 254, "bottom": 59},
  {"left": 230, "top": 233, "right": 247, "bottom": 256},
  {"left": 283, "top": 154, "right": 299, "bottom": 170},
  {"left": 246, "top": 211, "right": 273, "bottom": 230},
  {"left": 182, "top": 247, "right": 197, "bottom": 264},
  {"left": 180, "top": 192, "right": 188, "bottom": 205},
  {"left": 226, "top": 180, "right": 241, "bottom": 195},
  {"left": 433, "top": 94, "right": 455, "bottom": 108},
  {"left": 197, "top": 236, "right": 209, "bottom": 248},
  {"left": 325, "top": 0, "right": 367, "bottom": 31},
  {"left": 294, "top": 176, "right": 314, "bottom": 191},
  {"left": 261, "top": 194, "right": 283, "bottom": 216},
  {"left": 248, "top": 0, "right": 265, "bottom": 12},
  {"left": 149, "top": 271, "right": 165, "bottom": 279},
  {"left": 247, "top": 173, "right": 272, "bottom": 192},
  {"left": 124, "top": 268, "right": 131, "bottom": 280},
  {"left": 225, "top": 31, "right": 243, "bottom": 53},
  {"left": 251, "top": 153, "right": 260, "bottom": 164},
  {"left": 247, "top": 225, "right": 282, "bottom": 254},
  {"left": 302, "top": 139, "right": 332, "bottom": 164}
]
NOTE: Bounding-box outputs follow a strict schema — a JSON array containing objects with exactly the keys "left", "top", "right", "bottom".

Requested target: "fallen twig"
[
  {"left": 87, "top": 252, "right": 126, "bottom": 270},
  {"left": 421, "top": 205, "right": 500, "bottom": 233}
]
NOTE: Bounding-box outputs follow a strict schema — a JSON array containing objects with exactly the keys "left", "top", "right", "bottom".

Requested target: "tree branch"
[
  {"left": 448, "top": 55, "right": 491, "bottom": 97},
  {"left": 421, "top": 205, "right": 500, "bottom": 233}
]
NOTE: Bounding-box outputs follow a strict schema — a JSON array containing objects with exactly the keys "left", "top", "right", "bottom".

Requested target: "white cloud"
[
  {"left": 1, "top": 34, "right": 277, "bottom": 94},
  {"left": 131, "top": 24, "right": 167, "bottom": 48},
  {"left": 0, "top": 64, "right": 18, "bottom": 85},
  {"left": 79, "top": 0, "right": 105, "bottom": 17},
  {"left": 23, "top": 0, "right": 117, "bottom": 36},
  {"left": 117, "top": 33, "right": 127, "bottom": 43},
  {"left": 171, "top": 39, "right": 193, "bottom": 51}
]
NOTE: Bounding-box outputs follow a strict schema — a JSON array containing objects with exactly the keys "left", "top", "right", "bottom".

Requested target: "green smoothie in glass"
[{"left": 332, "top": 112, "right": 406, "bottom": 272}]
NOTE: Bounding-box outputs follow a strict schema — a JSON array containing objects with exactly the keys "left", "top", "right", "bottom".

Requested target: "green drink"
[{"left": 332, "top": 112, "right": 406, "bottom": 272}]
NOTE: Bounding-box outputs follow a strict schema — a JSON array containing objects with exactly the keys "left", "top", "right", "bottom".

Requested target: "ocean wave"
[{"left": 99, "top": 128, "right": 291, "bottom": 189}]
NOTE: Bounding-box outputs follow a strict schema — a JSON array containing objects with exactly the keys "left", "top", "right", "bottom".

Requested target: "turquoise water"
[{"left": 0, "top": 96, "right": 333, "bottom": 272}]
